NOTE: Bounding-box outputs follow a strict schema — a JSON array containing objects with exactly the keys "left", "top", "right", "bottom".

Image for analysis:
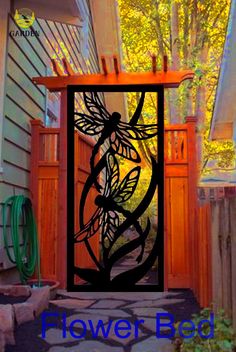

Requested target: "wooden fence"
[
  {"left": 30, "top": 120, "right": 59, "bottom": 281},
  {"left": 193, "top": 190, "right": 236, "bottom": 328},
  {"left": 194, "top": 202, "right": 212, "bottom": 307},
  {"left": 30, "top": 120, "right": 99, "bottom": 286},
  {"left": 210, "top": 195, "right": 236, "bottom": 328},
  {"left": 74, "top": 131, "right": 99, "bottom": 284},
  {"left": 165, "top": 117, "right": 198, "bottom": 290},
  {"left": 30, "top": 116, "right": 217, "bottom": 305}
]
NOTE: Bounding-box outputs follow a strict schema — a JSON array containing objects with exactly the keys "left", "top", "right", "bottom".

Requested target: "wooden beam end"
[{"left": 101, "top": 56, "right": 108, "bottom": 75}]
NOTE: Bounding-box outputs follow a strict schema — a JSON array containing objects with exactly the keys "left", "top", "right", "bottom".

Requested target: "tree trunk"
[
  {"left": 195, "top": 41, "right": 209, "bottom": 168},
  {"left": 169, "top": 0, "right": 180, "bottom": 123},
  {"left": 181, "top": 0, "right": 193, "bottom": 118}
]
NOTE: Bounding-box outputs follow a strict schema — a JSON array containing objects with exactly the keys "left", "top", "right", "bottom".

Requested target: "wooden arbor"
[{"left": 31, "top": 56, "right": 194, "bottom": 288}]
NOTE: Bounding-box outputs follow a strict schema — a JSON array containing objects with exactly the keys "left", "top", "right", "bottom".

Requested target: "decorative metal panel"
[{"left": 67, "top": 85, "right": 164, "bottom": 291}]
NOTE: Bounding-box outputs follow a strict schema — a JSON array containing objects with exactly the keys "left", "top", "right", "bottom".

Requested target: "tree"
[{"left": 118, "top": 0, "right": 234, "bottom": 171}]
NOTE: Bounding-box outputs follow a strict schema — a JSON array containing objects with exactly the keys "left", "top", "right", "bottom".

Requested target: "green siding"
[
  {"left": 5, "top": 76, "right": 45, "bottom": 119},
  {"left": 4, "top": 95, "right": 35, "bottom": 130},
  {"left": 2, "top": 139, "right": 30, "bottom": 170},
  {"left": 4, "top": 116, "right": 31, "bottom": 148},
  {"left": 7, "top": 57, "right": 46, "bottom": 110}
]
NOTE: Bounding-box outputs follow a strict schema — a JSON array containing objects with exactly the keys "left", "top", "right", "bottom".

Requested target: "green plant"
[{"left": 174, "top": 307, "right": 236, "bottom": 352}]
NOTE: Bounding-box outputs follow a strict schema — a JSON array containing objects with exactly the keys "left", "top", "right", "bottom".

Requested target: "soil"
[{"left": 0, "top": 294, "right": 27, "bottom": 305}]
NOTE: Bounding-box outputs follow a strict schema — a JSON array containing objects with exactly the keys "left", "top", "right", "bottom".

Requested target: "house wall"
[{"left": 0, "top": 1, "right": 100, "bottom": 283}]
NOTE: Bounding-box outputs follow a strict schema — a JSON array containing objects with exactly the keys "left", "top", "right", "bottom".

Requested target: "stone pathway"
[
  {"left": 110, "top": 229, "right": 158, "bottom": 285},
  {"left": 6, "top": 290, "right": 200, "bottom": 352}
]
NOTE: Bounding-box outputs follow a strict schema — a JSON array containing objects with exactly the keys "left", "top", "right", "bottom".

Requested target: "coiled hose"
[{"left": 2, "top": 195, "right": 40, "bottom": 285}]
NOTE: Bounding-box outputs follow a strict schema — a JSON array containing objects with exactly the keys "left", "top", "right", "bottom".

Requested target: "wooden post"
[
  {"left": 30, "top": 119, "right": 44, "bottom": 221},
  {"left": 57, "top": 89, "right": 67, "bottom": 288},
  {"left": 211, "top": 201, "right": 223, "bottom": 311},
  {"left": 164, "top": 151, "right": 168, "bottom": 291},
  {"left": 186, "top": 116, "right": 198, "bottom": 293},
  {"left": 222, "top": 198, "right": 231, "bottom": 317}
]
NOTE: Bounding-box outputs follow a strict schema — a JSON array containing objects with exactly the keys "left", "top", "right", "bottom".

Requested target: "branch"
[
  {"left": 130, "top": 1, "right": 150, "bottom": 18},
  {"left": 212, "top": 2, "right": 228, "bottom": 28}
]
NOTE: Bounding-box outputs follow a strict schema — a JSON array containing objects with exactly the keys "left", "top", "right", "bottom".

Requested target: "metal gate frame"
[{"left": 67, "top": 84, "right": 164, "bottom": 291}]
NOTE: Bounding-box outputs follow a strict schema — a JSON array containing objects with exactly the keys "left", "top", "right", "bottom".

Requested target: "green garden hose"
[{"left": 2, "top": 195, "right": 41, "bottom": 285}]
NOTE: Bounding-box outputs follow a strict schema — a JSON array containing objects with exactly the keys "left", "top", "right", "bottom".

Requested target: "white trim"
[
  {"left": 89, "top": 0, "right": 127, "bottom": 120},
  {"left": 74, "top": 0, "right": 87, "bottom": 21}
]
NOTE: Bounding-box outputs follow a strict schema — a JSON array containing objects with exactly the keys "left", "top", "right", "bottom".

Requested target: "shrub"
[{"left": 174, "top": 307, "right": 236, "bottom": 352}]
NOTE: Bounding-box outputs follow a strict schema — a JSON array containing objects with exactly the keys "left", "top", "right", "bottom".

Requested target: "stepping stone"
[
  {"left": 57, "top": 291, "right": 169, "bottom": 301},
  {"left": 131, "top": 308, "right": 168, "bottom": 317},
  {"left": 124, "top": 298, "right": 185, "bottom": 308},
  {"left": 48, "top": 340, "right": 124, "bottom": 352},
  {"left": 50, "top": 299, "right": 95, "bottom": 309},
  {"left": 154, "top": 298, "right": 185, "bottom": 306},
  {"left": 131, "top": 336, "right": 174, "bottom": 352},
  {"left": 39, "top": 328, "right": 77, "bottom": 344},
  {"left": 139, "top": 318, "right": 172, "bottom": 333},
  {"left": 119, "top": 260, "right": 134, "bottom": 266},
  {"left": 66, "top": 314, "right": 109, "bottom": 330},
  {"left": 101, "top": 320, "right": 146, "bottom": 345},
  {"left": 75, "top": 309, "right": 131, "bottom": 318},
  {"left": 90, "top": 300, "right": 126, "bottom": 309}
]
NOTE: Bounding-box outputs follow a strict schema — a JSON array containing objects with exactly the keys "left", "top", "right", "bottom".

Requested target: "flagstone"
[
  {"left": 50, "top": 299, "right": 95, "bottom": 309},
  {"left": 131, "top": 336, "right": 174, "bottom": 352},
  {"left": 101, "top": 320, "right": 146, "bottom": 345},
  {"left": 65, "top": 313, "right": 109, "bottom": 329},
  {"left": 48, "top": 340, "right": 124, "bottom": 352},
  {"left": 139, "top": 318, "right": 172, "bottom": 332},
  {"left": 75, "top": 309, "right": 131, "bottom": 318},
  {"left": 124, "top": 298, "right": 185, "bottom": 308},
  {"left": 57, "top": 290, "right": 169, "bottom": 301},
  {"left": 39, "top": 328, "right": 78, "bottom": 345},
  {"left": 131, "top": 308, "right": 168, "bottom": 317},
  {"left": 90, "top": 300, "right": 126, "bottom": 309}
]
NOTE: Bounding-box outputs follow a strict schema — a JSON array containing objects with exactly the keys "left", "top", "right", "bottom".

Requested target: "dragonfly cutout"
[
  {"left": 74, "top": 92, "right": 158, "bottom": 190},
  {"left": 74, "top": 153, "right": 150, "bottom": 263}
]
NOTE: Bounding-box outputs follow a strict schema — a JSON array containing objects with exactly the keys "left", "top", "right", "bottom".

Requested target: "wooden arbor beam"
[{"left": 33, "top": 70, "right": 194, "bottom": 92}]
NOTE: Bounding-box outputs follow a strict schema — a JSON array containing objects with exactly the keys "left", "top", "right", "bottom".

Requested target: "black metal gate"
[{"left": 67, "top": 85, "right": 164, "bottom": 291}]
